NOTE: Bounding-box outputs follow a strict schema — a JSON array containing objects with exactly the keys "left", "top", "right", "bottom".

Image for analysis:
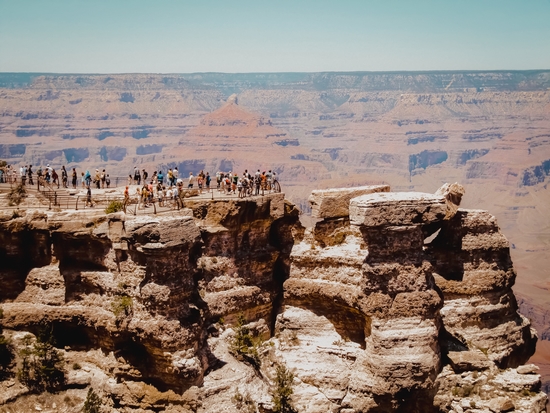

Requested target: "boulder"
[
  {"left": 435, "top": 182, "right": 465, "bottom": 220},
  {"left": 487, "top": 397, "right": 514, "bottom": 412},
  {"left": 349, "top": 192, "right": 446, "bottom": 227},
  {"left": 516, "top": 364, "right": 539, "bottom": 375},
  {"left": 309, "top": 185, "right": 390, "bottom": 220},
  {"left": 447, "top": 350, "right": 493, "bottom": 372}
]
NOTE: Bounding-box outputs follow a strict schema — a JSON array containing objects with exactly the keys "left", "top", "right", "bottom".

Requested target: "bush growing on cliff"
[
  {"left": 230, "top": 314, "right": 261, "bottom": 369},
  {"left": 272, "top": 365, "right": 296, "bottom": 413},
  {"left": 105, "top": 200, "right": 123, "bottom": 214},
  {"left": 8, "top": 183, "right": 27, "bottom": 206},
  {"left": 232, "top": 390, "right": 256, "bottom": 413},
  {"left": 83, "top": 387, "right": 102, "bottom": 413},
  {"left": 17, "top": 325, "right": 66, "bottom": 392},
  {"left": 111, "top": 295, "right": 133, "bottom": 318}
]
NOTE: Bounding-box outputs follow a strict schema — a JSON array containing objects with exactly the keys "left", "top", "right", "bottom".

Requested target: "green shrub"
[
  {"left": 111, "top": 295, "right": 133, "bottom": 318},
  {"left": 83, "top": 387, "right": 102, "bottom": 413},
  {"left": 272, "top": 365, "right": 296, "bottom": 413},
  {"left": 230, "top": 314, "right": 261, "bottom": 369},
  {"left": 17, "top": 326, "right": 66, "bottom": 393},
  {"left": 73, "top": 362, "right": 81, "bottom": 370},
  {"left": 8, "top": 184, "right": 27, "bottom": 206},
  {"left": 232, "top": 390, "right": 256, "bottom": 413},
  {"left": 105, "top": 200, "right": 124, "bottom": 214}
]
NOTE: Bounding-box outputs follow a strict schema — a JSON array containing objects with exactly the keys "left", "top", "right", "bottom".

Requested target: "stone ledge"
[
  {"left": 349, "top": 192, "right": 446, "bottom": 227},
  {"left": 309, "top": 185, "right": 390, "bottom": 220},
  {"left": 448, "top": 350, "right": 493, "bottom": 372}
]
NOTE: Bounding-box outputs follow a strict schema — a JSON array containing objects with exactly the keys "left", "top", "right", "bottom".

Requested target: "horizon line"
[{"left": 1, "top": 69, "right": 550, "bottom": 76}]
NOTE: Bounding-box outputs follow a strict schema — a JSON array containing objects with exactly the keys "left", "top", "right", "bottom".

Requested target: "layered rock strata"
[
  {"left": 0, "top": 193, "right": 298, "bottom": 394},
  {"left": 277, "top": 183, "right": 543, "bottom": 412},
  {"left": 0, "top": 186, "right": 546, "bottom": 412}
]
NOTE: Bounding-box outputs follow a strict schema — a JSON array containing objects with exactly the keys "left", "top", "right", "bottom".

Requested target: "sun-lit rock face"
[
  {"left": 0, "top": 186, "right": 545, "bottom": 412},
  {"left": 279, "top": 183, "right": 543, "bottom": 412},
  {"left": 284, "top": 188, "right": 450, "bottom": 409},
  {"left": 425, "top": 208, "right": 538, "bottom": 368}
]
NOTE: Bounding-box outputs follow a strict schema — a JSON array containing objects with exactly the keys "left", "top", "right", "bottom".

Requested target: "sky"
[{"left": 0, "top": 0, "right": 549, "bottom": 73}]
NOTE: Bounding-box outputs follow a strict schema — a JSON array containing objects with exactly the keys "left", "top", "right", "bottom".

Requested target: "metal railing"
[{"left": 1, "top": 178, "right": 283, "bottom": 215}]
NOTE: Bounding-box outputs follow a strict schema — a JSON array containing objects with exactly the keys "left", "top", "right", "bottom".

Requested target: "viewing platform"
[{"left": 0, "top": 181, "right": 284, "bottom": 217}]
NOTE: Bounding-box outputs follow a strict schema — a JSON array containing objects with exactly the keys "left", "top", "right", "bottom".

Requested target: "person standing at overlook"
[
  {"left": 205, "top": 172, "right": 211, "bottom": 191},
  {"left": 52, "top": 168, "right": 59, "bottom": 188},
  {"left": 20, "top": 165, "right": 27, "bottom": 185},
  {"left": 133, "top": 166, "right": 140, "bottom": 185},
  {"left": 266, "top": 170, "right": 273, "bottom": 191},
  {"left": 198, "top": 174, "right": 204, "bottom": 193},
  {"left": 72, "top": 168, "right": 77, "bottom": 189},
  {"left": 84, "top": 170, "right": 91, "bottom": 188},
  {"left": 94, "top": 169, "right": 101, "bottom": 189},
  {"left": 61, "top": 166, "right": 68, "bottom": 188},
  {"left": 167, "top": 168, "right": 173, "bottom": 187},
  {"left": 85, "top": 185, "right": 93, "bottom": 207},
  {"left": 188, "top": 172, "right": 195, "bottom": 189},
  {"left": 27, "top": 165, "right": 33, "bottom": 186}
]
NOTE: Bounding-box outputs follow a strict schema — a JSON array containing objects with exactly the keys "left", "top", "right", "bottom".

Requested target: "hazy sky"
[{"left": 1, "top": 0, "right": 549, "bottom": 73}]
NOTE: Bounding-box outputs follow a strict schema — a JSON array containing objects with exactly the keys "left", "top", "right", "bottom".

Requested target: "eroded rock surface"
[{"left": 0, "top": 186, "right": 546, "bottom": 412}]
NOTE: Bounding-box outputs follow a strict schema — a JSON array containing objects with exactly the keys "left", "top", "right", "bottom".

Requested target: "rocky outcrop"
[
  {"left": 425, "top": 209, "right": 537, "bottom": 368},
  {"left": 0, "top": 193, "right": 299, "bottom": 394},
  {"left": 276, "top": 183, "right": 543, "bottom": 412},
  {"left": 0, "top": 186, "right": 546, "bottom": 412}
]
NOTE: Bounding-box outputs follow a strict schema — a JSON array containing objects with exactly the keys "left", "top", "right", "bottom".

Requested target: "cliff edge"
[{"left": 0, "top": 186, "right": 546, "bottom": 413}]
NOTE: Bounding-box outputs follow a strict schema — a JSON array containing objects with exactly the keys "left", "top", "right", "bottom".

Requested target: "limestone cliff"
[{"left": 0, "top": 187, "right": 546, "bottom": 412}]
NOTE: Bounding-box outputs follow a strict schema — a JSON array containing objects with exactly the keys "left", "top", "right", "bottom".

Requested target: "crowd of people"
[
  {"left": 1, "top": 163, "right": 280, "bottom": 209},
  {"left": 0, "top": 163, "right": 112, "bottom": 190},
  {"left": 126, "top": 167, "right": 280, "bottom": 209}
]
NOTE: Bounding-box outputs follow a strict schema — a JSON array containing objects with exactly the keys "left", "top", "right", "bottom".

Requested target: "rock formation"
[
  {"left": 0, "top": 185, "right": 547, "bottom": 412},
  {"left": 1, "top": 73, "right": 549, "bottom": 345}
]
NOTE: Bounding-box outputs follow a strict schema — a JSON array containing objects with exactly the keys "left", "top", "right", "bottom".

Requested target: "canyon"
[
  {"left": 0, "top": 70, "right": 549, "bottom": 406},
  {"left": 0, "top": 183, "right": 547, "bottom": 412}
]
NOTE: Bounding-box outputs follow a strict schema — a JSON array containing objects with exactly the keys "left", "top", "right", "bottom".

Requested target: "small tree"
[
  {"left": 105, "top": 200, "right": 123, "bottom": 214},
  {"left": 17, "top": 325, "right": 66, "bottom": 392},
  {"left": 83, "top": 387, "right": 102, "bottom": 413},
  {"left": 8, "top": 184, "right": 27, "bottom": 206},
  {"left": 230, "top": 314, "right": 261, "bottom": 369},
  {"left": 111, "top": 295, "right": 133, "bottom": 318},
  {"left": 272, "top": 365, "right": 296, "bottom": 413}
]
